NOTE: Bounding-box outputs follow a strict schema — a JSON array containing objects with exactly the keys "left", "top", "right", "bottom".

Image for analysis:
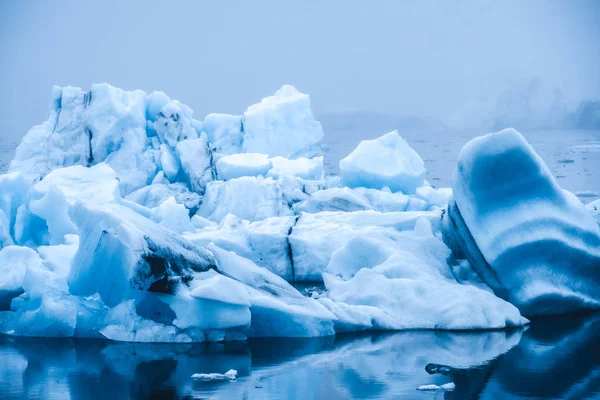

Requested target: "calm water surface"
[{"left": 0, "top": 314, "right": 599, "bottom": 399}]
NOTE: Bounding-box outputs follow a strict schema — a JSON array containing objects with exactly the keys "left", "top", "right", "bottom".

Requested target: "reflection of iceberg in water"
[
  {"left": 0, "top": 329, "right": 520, "bottom": 399},
  {"left": 0, "top": 315, "right": 598, "bottom": 399}
]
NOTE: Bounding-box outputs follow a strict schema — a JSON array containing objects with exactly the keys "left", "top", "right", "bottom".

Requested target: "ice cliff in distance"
[{"left": 0, "top": 82, "right": 597, "bottom": 342}]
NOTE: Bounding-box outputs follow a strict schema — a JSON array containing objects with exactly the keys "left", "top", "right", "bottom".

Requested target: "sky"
[{"left": 1, "top": 0, "right": 599, "bottom": 139}]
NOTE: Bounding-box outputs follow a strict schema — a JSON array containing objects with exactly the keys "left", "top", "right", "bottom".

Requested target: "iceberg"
[
  {"left": 2, "top": 83, "right": 597, "bottom": 342},
  {"left": 340, "top": 131, "right": 426, "bottom": 194},
  {"left": 447, "top": 128, "right": 600, "bottom": 317}
]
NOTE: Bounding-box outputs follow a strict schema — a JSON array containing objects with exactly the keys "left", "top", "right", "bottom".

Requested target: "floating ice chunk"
[
  {"left": 191, "top": 369, "right": 238, "bottom": 381},
  {"left": 202, "top": 113, "right": 244, "bottom": 157},
  {"left": 242, "top": 85, "right": 324, "bottom": 158},
  {"left": 216, "top": 153, "right": 272, "bottom": 180},
  {"left": 340, "top": 131, "right": 425, "bottom": 194},
  {"left": 267, "top": 156, "right": 324, "bottom": 180},
  {"left": 449, "top": 128, "right": 600, "bottom": 316},
  {"left": 176, "top": 136, "right": 214, "bottom": 194},
  {"left": 198, "top": 177, "right": 291, "bottom": 223},
  {"left": 576, "top": 190, "right": 600, "bottom": 199},
  {"left": 417, "top": 382, "right": 455, "bottom": 391}
]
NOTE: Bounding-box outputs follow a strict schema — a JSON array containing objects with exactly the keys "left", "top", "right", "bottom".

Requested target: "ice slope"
[{"left": 449, "top": 128, "right": 600, "bottom": 317}]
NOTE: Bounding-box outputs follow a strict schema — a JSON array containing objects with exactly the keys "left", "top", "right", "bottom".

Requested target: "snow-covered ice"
[{"left": 0, "top": 83, "right": 597, "bottom": 342}]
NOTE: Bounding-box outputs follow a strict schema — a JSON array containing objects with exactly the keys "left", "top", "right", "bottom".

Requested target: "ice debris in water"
[
  {"left": 191, "top": 369, "right": 238, "bottom": 381},
  {"left": 416, "top": 382, "right": 456, "bottom": 391},
  {"left": 0, "top": 82, "right": 597, "bottom": 342}
]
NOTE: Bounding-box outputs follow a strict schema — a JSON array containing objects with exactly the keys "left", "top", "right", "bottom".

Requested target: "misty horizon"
[{"left": 1, "top": 0, "right": 600, "bottom": 140}]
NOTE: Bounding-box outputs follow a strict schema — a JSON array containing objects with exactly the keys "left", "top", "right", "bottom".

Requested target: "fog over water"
[{"left": 1, "top": 0, "right": 599, "bottom": 143}]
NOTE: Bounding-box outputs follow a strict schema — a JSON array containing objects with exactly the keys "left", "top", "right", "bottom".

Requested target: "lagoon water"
[{"left": 0, "top": 314, "right": 599, "bottom": 399}]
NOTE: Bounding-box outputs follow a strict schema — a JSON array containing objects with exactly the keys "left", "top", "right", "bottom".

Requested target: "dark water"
[{"left": 1, "top": 314, "right": 599, "bottom": 399}]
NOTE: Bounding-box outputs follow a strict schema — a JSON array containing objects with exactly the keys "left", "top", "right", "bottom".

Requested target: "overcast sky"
[{"left": 1, "top": 0, "right": 599, "bottom": 139}]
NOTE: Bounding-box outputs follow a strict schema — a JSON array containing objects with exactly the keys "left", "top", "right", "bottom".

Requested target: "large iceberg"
[
  {"left": 446, "top": 128, "right": 600, "bottom": 317},
  {"left": 1, "top": 83, "right": 597, "bottom": 342}
]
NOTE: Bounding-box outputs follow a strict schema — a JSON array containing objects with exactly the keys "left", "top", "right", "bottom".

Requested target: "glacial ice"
[
  {"left": 448, "top": 128, "right": 600, "bottom": 317},
  {"left": 0, "top": 83, "right": 597, "bottom": 342},
  {"left": 340, "top": 130, "right": 426, "bottom": 194},
  {"left": 216, "top": 153, "right": 272, "bottom": 180},
  {"left": 242, "top": 85, "right": 324, "bottom": 158}
]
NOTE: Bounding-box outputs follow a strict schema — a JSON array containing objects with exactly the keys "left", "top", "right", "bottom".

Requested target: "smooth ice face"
[
  {"left": 198, "top": 177, "right": 292, "bottom": 223},
  {"left": 340, "top": 131, "right": 426, "bottom": 194},
  {"left": 175, "top": 136, "right": 214, "bottom": 194},
  {"left": 450, "top": 128, "right": 600, "bottom": 317},
  {"left": 216, "top": 153, "right": 272, "bottom": 180},
  {"left": 267, "top": 156, "right": 324, "bottom": 180},
  {"left": 242, "top": 85, "right": 324, "bottom": 158}
]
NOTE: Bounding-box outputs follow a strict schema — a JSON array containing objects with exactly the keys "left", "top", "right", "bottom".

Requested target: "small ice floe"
[
  {"left": 576, "top": 190, "right": 600, "bottom": 198},
  {"left": 417, "top": 382, "right": 456, "bottom": 392},
  {"left": 191, "top": 369, "right": 238, "bottom": 382}
]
